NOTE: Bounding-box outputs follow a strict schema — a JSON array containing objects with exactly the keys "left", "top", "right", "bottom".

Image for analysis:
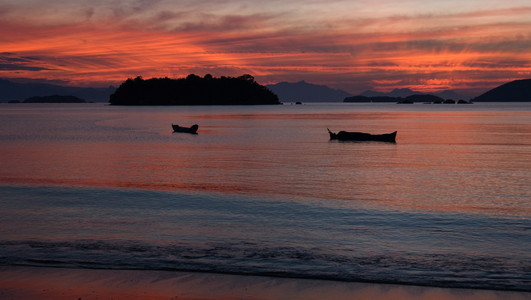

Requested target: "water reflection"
[{"left": 0, "top": 103, "right": 530, "bottom": 217}]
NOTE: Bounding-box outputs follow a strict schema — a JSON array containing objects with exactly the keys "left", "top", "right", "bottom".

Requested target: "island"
[
  {"left": 472, "top": 78, "right": 531, "bottom": 102},
  {"left": 109, "top": 74, "right": 281, "bottom": 105},
  {"left": 23, "top": 95, "right": 86, "bottom": 103}
]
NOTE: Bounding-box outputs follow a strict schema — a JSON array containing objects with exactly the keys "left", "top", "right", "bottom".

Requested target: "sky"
[{"left": 1, "top": 0, "right": 531, "bottom": 96}]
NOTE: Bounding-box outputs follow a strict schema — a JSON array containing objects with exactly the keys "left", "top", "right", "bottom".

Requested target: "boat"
[
  {"left": 328, "top": 129, "right": 397, "bottom": 142},
  {"left": 172, "top": 124, "right": 198, "bottom": 134}
]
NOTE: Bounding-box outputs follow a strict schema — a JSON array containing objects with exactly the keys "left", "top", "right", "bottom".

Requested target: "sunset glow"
[{"left": 1, "top": 0, "right": 531, "bottom": 95}]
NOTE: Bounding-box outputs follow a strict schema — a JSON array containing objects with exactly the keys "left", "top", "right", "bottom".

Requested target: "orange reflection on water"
[{"left": 1, "top": 107, "right": 530, "bottom": 218}]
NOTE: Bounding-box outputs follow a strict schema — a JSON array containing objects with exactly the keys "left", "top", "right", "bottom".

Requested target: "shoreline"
[{"left": 0, "top": 266, "right": 528, "bottom": 300}]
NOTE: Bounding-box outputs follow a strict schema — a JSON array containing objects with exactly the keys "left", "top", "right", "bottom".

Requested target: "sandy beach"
[{"left": 0, "top": 266, "right": 528, "bottom": 300}]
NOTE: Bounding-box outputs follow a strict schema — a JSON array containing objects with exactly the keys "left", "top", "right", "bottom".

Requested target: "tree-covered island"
[{"left": 109, "top": 74, "right": 281, "bottom": 105}]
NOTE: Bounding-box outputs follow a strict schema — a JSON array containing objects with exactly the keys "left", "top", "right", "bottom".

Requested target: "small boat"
[
  {"left": 172, "top": 124, "right": 198, "bottom": 134},
  {"left": 328, "top": 129, "right": 397, "bottom": 143}
]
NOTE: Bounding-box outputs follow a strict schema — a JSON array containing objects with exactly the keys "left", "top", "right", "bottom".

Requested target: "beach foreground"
[{"left": 0, "top": 266, "right": 528, "bottom": 300}]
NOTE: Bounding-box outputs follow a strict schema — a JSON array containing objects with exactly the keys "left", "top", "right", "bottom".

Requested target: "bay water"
[{"left": 0, "top": 102, "right": 530, "bottom": 291}]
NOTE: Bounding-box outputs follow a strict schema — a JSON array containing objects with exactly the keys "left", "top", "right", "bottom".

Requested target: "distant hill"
[
  {"left": 0, "top": 78, "right": 115, "bottom": 102},
  {"left": 345, "top": 94, "right": 446, "bottom": 103},
  {"left": 361, "top": 88, "right": 419, "bottom": 98},
  {"left": 266, "top": 81, "right": 352, "bottom": 102},
  {"left": 472, "top": 79, "right": 531, "bottom": 102},
  {"left": 361, "top": 88, "right": 465, "bottom": 100},
  {"left": 23, "top": 95, "right": 86, "bottom": 103},
  {"left": 345, "top": 95, "right": 402, "bottom": 103},
  {"left": 110, "top": 74, "right": 280, "bottom": 105}
]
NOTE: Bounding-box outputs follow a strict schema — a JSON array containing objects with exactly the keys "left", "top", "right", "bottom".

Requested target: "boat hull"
[
  {"left": 172, "top": 124, "right": 198, "bottom": 134},
  {"left": 328, "top": 129, "right": 396, "bottom": 142}
]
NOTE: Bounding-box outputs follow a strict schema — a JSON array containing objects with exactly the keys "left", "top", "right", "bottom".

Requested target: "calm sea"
[{"left": 0, "top": 102, "right": 530, "bottom": 291}]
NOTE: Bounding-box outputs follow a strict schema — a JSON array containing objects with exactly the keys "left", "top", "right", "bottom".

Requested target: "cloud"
[
  {"left": 1, "top": 1, "right": 530, "bottom": 93},
  {"left": 0, "top": 64, "right": 51, "bottom": 71},
  {"left": 0, "top": 54, "right": 53, "bottom": 71}
]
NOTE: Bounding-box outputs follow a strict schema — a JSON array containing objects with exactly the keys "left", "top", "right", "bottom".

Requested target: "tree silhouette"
[{"left": 109, "top": 74, "right": 281, "bottom": 105}]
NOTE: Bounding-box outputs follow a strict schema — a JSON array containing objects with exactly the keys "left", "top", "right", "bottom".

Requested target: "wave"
[{"left": 1, "top": 239, "right": 529, "bottom": 292}]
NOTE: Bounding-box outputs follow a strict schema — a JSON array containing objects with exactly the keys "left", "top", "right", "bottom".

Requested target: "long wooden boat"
[
  {"left": 172, "top": 124, "right": 199, "bottom": 134},
  {"left": 328, "top": 129, "right": 396, "bottom": 142}
]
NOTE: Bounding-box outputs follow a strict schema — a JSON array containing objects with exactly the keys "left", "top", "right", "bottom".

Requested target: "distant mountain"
[
  {"left": 266, "top": 81, "right": 352, "bottom": 102},
  {"left": 0, "top": 79, "right": 115, "bottom": 102},
  {"left": 361, "top": 88, "right": 466, "bottom": 100},
  {"left": 472, "top": 79, "right": 531, "bottom": 102}
]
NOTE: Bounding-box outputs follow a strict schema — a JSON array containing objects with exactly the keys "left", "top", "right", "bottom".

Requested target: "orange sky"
[{"left": 1, "top": 0, "right": 531, "bottom": 95}]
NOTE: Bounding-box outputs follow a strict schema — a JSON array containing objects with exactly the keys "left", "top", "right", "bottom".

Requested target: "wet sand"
[{"left": 0, "top": 266, "right": 528, "bottom": 300}]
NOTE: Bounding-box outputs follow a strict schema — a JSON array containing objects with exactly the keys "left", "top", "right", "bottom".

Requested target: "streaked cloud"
[
  {"left": 0, "top": 0, "right": 530, "bottom": 94},
  {"left": 0, "top": 54, "right": 53, "bottom": 71}
]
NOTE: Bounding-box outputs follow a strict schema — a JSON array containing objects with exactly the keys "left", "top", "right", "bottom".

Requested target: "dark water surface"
[{"left": 0, "top": 103, "right": 530, "bottom": 290}]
